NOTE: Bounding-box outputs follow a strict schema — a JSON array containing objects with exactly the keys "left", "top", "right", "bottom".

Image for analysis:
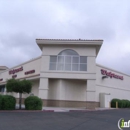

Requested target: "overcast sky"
[{"left": 0, "top": 0, "right": 130, "bottom": 75}]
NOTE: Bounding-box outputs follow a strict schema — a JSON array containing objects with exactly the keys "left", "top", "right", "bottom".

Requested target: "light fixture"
[{"left": 102, "top": 76, "right": 108, "bottom": 79}]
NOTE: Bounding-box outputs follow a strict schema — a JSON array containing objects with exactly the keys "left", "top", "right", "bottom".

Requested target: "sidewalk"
[
  {"left": 43, "top": 107, "right": 88, "bottom": 112},
  {"left": 16, "top": 104, "right": 116, "bottom": 112}
]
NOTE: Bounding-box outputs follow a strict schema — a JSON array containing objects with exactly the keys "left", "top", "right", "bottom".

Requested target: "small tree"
[{"left": 6, "top": 79, "right": 32, "bottom": 109}]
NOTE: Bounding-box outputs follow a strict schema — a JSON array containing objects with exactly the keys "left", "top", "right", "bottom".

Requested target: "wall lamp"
[{"left": 102, "top": 76, "right": 108, "bottom": 79}]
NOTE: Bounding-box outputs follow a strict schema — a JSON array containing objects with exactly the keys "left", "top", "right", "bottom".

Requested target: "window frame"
[{"left": 50, "top": 55, "right": 87, "bottom": 72}]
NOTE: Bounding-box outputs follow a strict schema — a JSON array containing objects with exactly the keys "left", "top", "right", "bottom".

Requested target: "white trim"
[
  {"left": 96, "top": 84, "right": 130, "bottom": 91},
  {"left": 41, "top": 71, "right": 96, "bottom": 74}
]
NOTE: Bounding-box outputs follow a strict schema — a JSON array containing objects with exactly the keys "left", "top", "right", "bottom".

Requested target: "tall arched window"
[{"left": 49, "top": 49, "right": 87, "bottom": 71}]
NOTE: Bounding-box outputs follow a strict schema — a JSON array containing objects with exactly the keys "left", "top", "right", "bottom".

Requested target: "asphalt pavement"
[{"left": 0, "top": 109, "right": 129, "bottom": 130}]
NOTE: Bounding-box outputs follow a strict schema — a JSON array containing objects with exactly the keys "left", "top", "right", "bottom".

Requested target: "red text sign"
[
  {"left": 101, "top": 69, "right": 123, "bottom": 80},
  {"left": 9, "top": 67, "right": 23, "bottom": 75},
  {"left": 25, "top": 70, "right": 35, "bottom": 75}
]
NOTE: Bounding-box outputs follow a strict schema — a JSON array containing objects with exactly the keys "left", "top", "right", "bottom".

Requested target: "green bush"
[
  {"left": 24, "top": 96, "right": 43, "bottom": 110},
  {"left": 118, "top": 100, "right": 123, "bottom": 108},
  {"left": 2, "top": 95, "right": 16, "bottom": 110},
  {"left": 121, "top": 100, "right": 125, "bottom": 108},
  {"left": 121, "top": 100, "right": 129, "bottom": 108},
  {"left": 128, "top": 101, "right": 130, "bottom": 108},
  {"left": 111, "top": 99, "right": 122, "bottom": 108},
  {"left": 111, "top": 99, "right": 130, "bottom": 108},
  {"left": 0, "top": 95, "right": 3, "bottom": 110},
  {"left": 126, "top": 100, "right": 130, "bottom": 108}
]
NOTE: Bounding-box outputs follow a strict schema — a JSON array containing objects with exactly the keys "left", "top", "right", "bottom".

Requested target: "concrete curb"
[
  {"left": 42, "top": 110, "right": 54, "bottom": 112},
  {"left": 69, "top": 109, "right": 117, "bottom": 112},
  {"left": 0, "top": 108, "right": 118, "bottom": 112},
  {"left": 0, "top": 110, "right": 43, "bottom": 112}
]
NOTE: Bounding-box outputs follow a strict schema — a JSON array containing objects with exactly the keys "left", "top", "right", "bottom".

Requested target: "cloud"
[
  {"left": 0, "top": 0, "right": 130, "bottom": 75},
  {"left": 0, "top": 32, "right": 41, "bottom": 67}
]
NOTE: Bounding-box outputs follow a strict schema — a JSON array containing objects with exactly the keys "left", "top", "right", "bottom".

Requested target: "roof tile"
[{"left": 36, "top": 38, "right": 103, "bottom": 41}]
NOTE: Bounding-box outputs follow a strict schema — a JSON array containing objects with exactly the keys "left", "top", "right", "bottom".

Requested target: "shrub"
[
  {"left": 121, "top": 100, "right": 125, "bottom": 108},
  {"left": 128, "top": 101, "right": 130, "bottom": 108},
  {"left": 2, "top": 95, "right": 16, "bottom": 110},
  {"left": 111, "top": 99, "right": 122, "bottom": 108},
  {"left": 0, "top": 95, "right": 3, "bottom": 110},
  {"left": 24, "top": 96, "right": 43, "bottom": 110},
  {"left": 121, "top": 100, "right": 129, "bottom": 108},
  {"left": 123, "top": 100, "right": 130, "bottom": 108},
  {"left": 117, "top": 99, "right": 122, "bottom": 108},
  {"left": 111, "top": 99, "right": 130, "bottom": 108}
]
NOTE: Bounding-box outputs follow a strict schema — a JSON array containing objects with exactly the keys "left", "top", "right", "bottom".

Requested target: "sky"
[{"left": 0, "top": 0, "right": 130, "bottom": 75}]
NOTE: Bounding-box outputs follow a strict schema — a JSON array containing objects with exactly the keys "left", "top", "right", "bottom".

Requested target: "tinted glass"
[
  {"left": 65, "top": 56, "right": 71, "bottom": 63},
  {"left": 80, "top": 64, "right": 87, "bottom": 71},
  {"left": 73, "top": 57, "right": 79, "bottom": 63},
  {"left": 72, "top": 64, "right": 79, "bottom": 71},
  {"left": 65, "top": 64, "right": 71, "bottom": 71},
  {"left": 49, "top": 63, "right": 56, "bottom": 70},
  {"left": 50, "top": 56, "right": 57, "bottom": 62},
  {"left": 58, "top": 56, "right": 64, "bottom": 63},
  {"left": 57, "top": 63, "right": 64, "bottom": 70},
  {"left": 80, "top": 56, "right": 87, "bottom": 63},
  {"left": 58, "top": 49, "right": 79, "bottom": 55}
]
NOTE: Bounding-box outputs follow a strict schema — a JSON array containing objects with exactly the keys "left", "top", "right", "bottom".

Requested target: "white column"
[
  {"left": 38, "top": 78, "right": 49, "bottom": 99},
  {"left": 86, "top": 80, "right": 96, "bottom": 101}
]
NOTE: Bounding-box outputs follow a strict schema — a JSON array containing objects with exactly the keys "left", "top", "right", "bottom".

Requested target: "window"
[
  {"left": 49, "top": 56, "right": 57, "bottom": 70},
  {"left": 0, "top": 85, "right": 5, "bottom": 92},
  {"left": 49, "top": 49, "right": 87, "bottom": 71},
  {"left": 80, "top": 56, "right": 87, "bottom": 71}
]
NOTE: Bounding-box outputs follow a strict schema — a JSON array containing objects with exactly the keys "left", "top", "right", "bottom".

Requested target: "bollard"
[
  {"left": 109, "top": 102, "right": 111, "bottom": 108},
  {"left": 116, "top": 101, "right": 118, "bottom": 108}
]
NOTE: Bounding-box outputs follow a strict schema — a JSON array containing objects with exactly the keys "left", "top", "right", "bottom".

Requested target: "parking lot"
[{"left": 0, "top": 109, "right": 129, "bottom": 130}]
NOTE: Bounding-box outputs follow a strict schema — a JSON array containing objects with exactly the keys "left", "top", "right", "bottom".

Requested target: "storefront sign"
[
  {"left": 0, "top": 78, "right": 3, "bottom": 81},
  {"left": 101, "top": 69, "right": 123, "bottom": 80},
  {"left": 9, "top": 67, "right": 23, "bottom": 75},
  {"left": 25, "top": 70, "right": 35, "bottom": 75},
  {"left": 12, "top": 75, "right": 17, "bottom": 78}
]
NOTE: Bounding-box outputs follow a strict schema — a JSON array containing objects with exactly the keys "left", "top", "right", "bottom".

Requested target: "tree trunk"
[{"left": 19, "top": 93, "right": 22, "bottom": 109}]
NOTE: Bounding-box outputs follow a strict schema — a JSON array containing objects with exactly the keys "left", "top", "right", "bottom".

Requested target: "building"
[
  {"left": 0, "top": 66, "right": 8, "bottom": 72},
  {"left": 0, "top": 39, "right": 130, "bottom": 109}
]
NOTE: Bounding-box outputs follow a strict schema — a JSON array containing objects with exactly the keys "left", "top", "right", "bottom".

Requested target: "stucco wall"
[
  {"left": 31, "top": 79, "right": 39, "bottom": 96},
  {"left": 42, "top": 45, "right": 96, "bottom": 56},
  {"left": 0, "top": 57, "right": 41, "bottom": 84},
  {"left": 96, "top": 64, "right": 130, "bottom": 102},
  {"left": 61, "top": 79, "right": 86, "bottom": 101},
  {"left": 48, "top": 79, "right": 61, "bottom": 100},
  {"left": 39, "top": 44, "right": 97, "bottom": 103},
  {"left": 40, "top": 45, "right": 97, "bottom": 80},
  {"left": 48, "top": 79, "right": 86, "bottom": 101}
]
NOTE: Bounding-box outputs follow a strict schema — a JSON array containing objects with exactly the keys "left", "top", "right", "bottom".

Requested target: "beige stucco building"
[{"left": 0, "top": 39, "right": 130, "bottom": 109}]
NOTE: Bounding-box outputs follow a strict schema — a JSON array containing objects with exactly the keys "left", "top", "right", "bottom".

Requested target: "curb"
[
  {"left": 42, "top": 110, "right": 54, "bottom": 112},
  {"left": 69, "top": 108, "right": 118, "bottom": 112},
  {"left": 0, "top": 110, "right": 43, "bottom": 112},
  {"left": 0, "top": 108, "right": 117, "bottom": 112}
]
